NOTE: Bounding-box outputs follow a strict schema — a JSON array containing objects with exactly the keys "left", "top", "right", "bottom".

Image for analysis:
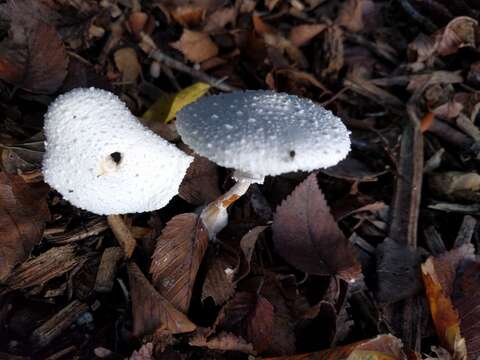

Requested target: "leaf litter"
[{"left": 1, "top": 0, "right": 480, "bottom": 358}]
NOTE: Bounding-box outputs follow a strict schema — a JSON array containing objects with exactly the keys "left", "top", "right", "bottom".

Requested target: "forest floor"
[{"left": 0, "top": 0, "right": 480, "bottom": 359}]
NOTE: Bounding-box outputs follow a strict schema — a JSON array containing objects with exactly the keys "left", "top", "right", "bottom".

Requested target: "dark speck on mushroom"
[{"left": 289, "top": 150, "right": 296, "bottom": 158}]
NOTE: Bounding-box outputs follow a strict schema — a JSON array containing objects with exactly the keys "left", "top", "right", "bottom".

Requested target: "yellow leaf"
[{"left": 143, "top": 82, "right": 210, "bottom": 124}]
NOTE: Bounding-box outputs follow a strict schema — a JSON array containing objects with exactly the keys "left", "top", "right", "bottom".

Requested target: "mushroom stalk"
[{"left": 201, "top": 173, "right": 261, "bottom": 239}]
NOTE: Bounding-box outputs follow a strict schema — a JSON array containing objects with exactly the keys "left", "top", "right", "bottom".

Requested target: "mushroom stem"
[{"left": 200, "top": 174, "right": 261, "bottom": 239}]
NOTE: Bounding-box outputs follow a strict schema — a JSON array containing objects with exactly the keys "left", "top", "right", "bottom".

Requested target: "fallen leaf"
[
  {"left": 203, "top": 7, "right": 236, "bottom": 33},
  {"left": 337, "top": 0, "right": 375, "bottom": 32},
  {"left": 272, "top": 173, "right": 361, "bottom": 282},
  {"left": 143, "top": 82, "right": 211, "bottom": 124},
  {"left": 422, "top": 257, "right": 467, "bottom": 359},
  {"left": 128, "top": 262, "right": 196, "bottom": 336},
  {"left": 128, "top": 343, "right": 154, "bottom": 360},
  {"left": 0, "top": 21, "right": 68, "bottom": 93},
  {"left": 429, "top": 172, "right": 480, "bottom": 203},
  {"left": 435, "top": 16, "right": 478, "bottom": 56},
  {"left": 150, "top": 213, "right": 208, "bottom": 313},
  {"left": 236, "top": 225, "right": 268, "bottom": 281},
  {"left": 190, "top": 331, "right": 255, "bottom": 354},
  {"left": 171, "top": 5, "right": 205, "bottom": 28},
  {"left": 201, "top": 244, "right": 239, "bottom": 305},
  {"left": 264, "top": 334, "right": 406, "bottom": 360},
  {"left": 288, "top": 24, "right": 326, "bottom": 47},
  {"left": 0, "top": 172, "right": 50, "bottom": 282},
  {"left": 170, "top": 30, "right": 218, "bottom": 63},
  {"left": 114, "top": 48, "right": 142, "bottom": 84},
  {"left": 261, "top": 272, "right": 296, "bottom": 356},
  {"left": 214, "top": 291, "right": 274, "bottom": 352},
  {"left": 179, "top": 155, "right": 221, "bottom": 205},
  {"left": 452, "top": 259, "right": 480, "bottom": 359}
]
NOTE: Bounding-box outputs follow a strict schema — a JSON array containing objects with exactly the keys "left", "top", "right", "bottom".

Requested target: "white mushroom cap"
[
  {"left": 43, "top": 88, "right": 193, "bottom": 215},
  {"left": 176, "top": 90, "right": 350, "bottom": 178}
]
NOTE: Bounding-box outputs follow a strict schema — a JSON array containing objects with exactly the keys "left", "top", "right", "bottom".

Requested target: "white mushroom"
[
  {"left": 43, "top": 87, "right": 193, "bottom": 215},
  {"left": 176, "top": 90, "right": 350, "bottom": 238}
]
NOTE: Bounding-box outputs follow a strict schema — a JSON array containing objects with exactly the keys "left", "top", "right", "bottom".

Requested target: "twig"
[
  {"left": 397, "top": 0, "right": 437, "bottom": 33},
  {"left": 107, "top": 215, "right": 136, "bottom": 258},
  {"left": 149, "top": 50, "right": 240, "bottom": 93}
]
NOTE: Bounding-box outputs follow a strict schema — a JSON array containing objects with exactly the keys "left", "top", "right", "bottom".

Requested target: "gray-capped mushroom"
[{"left": 176, "top": 90, "right": 351, "bottom": 238}]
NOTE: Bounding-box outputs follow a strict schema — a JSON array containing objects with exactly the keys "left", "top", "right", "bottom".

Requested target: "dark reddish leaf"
[
  {"left": 150, "top": 213, "right": 208, "bottom": 313},
  {"left": 237, "top": 225, "right": 268, "bottom": 281},
  {"left": 0, "top": 20, "right": 68, "bottom": 94},
  {"left": 261, "top": 273, "right": 296, "bottom": 356},
  {"left": 272, "top": 173, "right": 361, "bottom": 282},
  {"left": 179, "top": 156, "right": 221, "bottom": 205},
  {"left": 201, "top": 245, "right": 239, "bottom": 305},
  {"left": 453, "top": 259, "right": 480, "bottom": 359},
  {"left": 245, "top": 296, "right": 274, "bottom": 353},
  {"left": 0, "top": 172, "right": 49, "bottom": 282},
  {"left": 127, "top": 263, "right": 196, "bottom": 337}
]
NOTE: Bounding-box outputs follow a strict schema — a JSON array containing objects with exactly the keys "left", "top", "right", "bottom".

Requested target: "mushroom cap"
[
  {"left": 176, "top": 90, "right": 350, "bottom": 178},
  {"left": 43, "top": 87, "right": 193, "bottom": 215}
]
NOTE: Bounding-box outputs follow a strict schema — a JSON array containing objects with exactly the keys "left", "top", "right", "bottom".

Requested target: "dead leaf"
[
  {"left": 337, "top": 0, "right": 375, "bottom": 32},
  {"left": 128, "top": 343, "right": 154, "bottom": 360},
  {"left": 236, "top": 225, "right": 267, "bottom": 281},
  {"left": 288, "top": 24, "right": 326, "bottom": 47},
  {"left": 128, "top": 262, "right": 196, "bottom": 337},
  {"left": 0, "top": 21, "right": 68, "bottom": 93},
  {"left": 201, "top": 244, "right": 239, "bottom": 305},
  {"left": 429, "top": 172, "right": 480, "bottom": 203},
  {"left": 171, "top": 5, "right": 205, "bottom": 28},
  {"left": 203, "top": 7, "right": 236, "bottom": 33},
  {"left": 179, "top": 155, "right": 221, "bottom": 205},
  {"left": 272, "top": 173, "right": 361, "bottom": 282},
  {"left": 435, "top": 17, "right": 478, "bottom": 56},
  {"left": 190, "top": 331, "right": 255, "bottom": 354},
  {"left": 150, "top": 213, "right": 208, "bottom": 313},
  {"left": 264, "top": 334, "right": 406, "bottom": 360},
  {"left": 452, "top": 260, "right": 480, "bottom": 359},
  {"left": 422, "top": 258, "right": 467, "bottom": 359},
  {"left": 214, "top": 291, "right": 274, "bottom": 352},
  {"left": 170, "top": 30, "right": 219, "bottom": 63},
  {"left": 0, "top": 172, "right": 50, "bottom": 282},
  {"left": 114, "top": 48, "right": 142, "bottom": 84}
]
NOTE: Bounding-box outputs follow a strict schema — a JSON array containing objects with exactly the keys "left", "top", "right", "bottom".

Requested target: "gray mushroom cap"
[{"left": 176, "top": 90, "right": 351, "bottom": 178}]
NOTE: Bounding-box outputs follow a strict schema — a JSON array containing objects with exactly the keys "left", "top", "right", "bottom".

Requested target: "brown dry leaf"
[
  {"left": 189, "top": 331, "right": 255, "bottom": 354},
  {"left": 429, "top": 172, "right": 480, "bottom": 203},
  {"left": 288, "top": 24, "right": 326, "bottom": 47},
  {"left": 128, "top": 343, "right": 154, "bottom": 360},
  {"left": 0, "top": 172, "right": 50, "bottom": 282},
  {"left": 452, "top": 259, "right": 480, "bottom": 359},
  {"left": 201, "top": 245, "right": 239, "bottom": 305},
  {"left": 261, "top": 272, "right": 296, "bottom": 356},
  {"left": 114, "top": 48, "right": 142, "bottom": 84},
  {"left": 422, "top": 257, "right": 467, "bottom": 359},
  {"left": 171, "top": 5, "right": 205, "bottom": 28},
  {"left": 320, "top": 25, "right": 344, "bottom": 78},
  {"left": 435, "top": 17, "right": 478, "bottom": 56},
  {"left": 170, "top": 30, "right": 218, "bottom": 63},
  {"left": 215, "top": 291, "right": 274, "bottom": 352},
  {"left": 203, "top": 7, "right": 236, "bottom": 33},
  {"left": 128, "top": 263, "right": 196, "bottom": 337},
  {"left": 264, "top": 334, "right": 405, "bottom": 360},
  {"left": 236, "top": 225, "right": 267, "bottom": 281},
  {"left": 179, "top": 156, "right": 221, "bottom": 205},
  {"left": 0, "top": 21, "right": 68, "bottom": 94},
  {"left": 337, "top": 0, "right": 375, "bottom": 32},
  {"left": 272, "top": 173, "right": 361, "bottom": 282},
  {"left": 150, "top": 213, "right": 208, "bottom": 313}
]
